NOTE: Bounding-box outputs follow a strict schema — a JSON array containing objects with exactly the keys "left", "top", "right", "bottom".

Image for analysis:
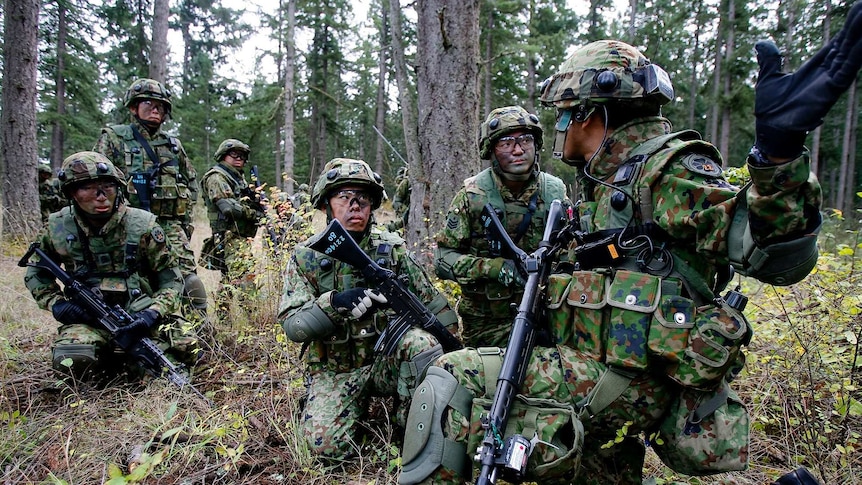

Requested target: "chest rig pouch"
[{"left": 111, "top": 125, "right": 190, "bottom": 219}]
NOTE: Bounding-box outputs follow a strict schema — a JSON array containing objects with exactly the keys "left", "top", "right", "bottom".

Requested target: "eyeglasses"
[
  {"left": 331, "top": 189, "right": 372, "bottom": 208},
  {"left": 227, "top": 151, "right": 248, "bottom": 161},
  {"left": 495, "top": 134, "right": 535, "bottom": 152},
  {"left": 76, "top": 182, "right": 118, "bottom": 198},
  {"left": 139, "top": 99, "right": 167, "bottom": 113}
]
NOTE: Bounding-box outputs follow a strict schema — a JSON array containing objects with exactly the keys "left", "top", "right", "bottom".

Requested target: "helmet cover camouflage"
[
  {"left": 124, "top": 78, "right": 173, "bottom": 115},
  {"left": 539, "top": 40, "right": 674, "bottom": 110},
  {"left": 57, "top": 151, "right": 126, "bottom": 197},
  {"left": 311, "top": 158, "right": 386, "bottom": 210},
  {"left": 298, "top": 183, "right": 309, "bottom": 192},
  {"left": 37, "top": 163, "right": 53, "bottom": 175},
  {"left": 214, "top": 138, "right": 250, "bottom": 162},
  {"left": 478, "top": 106, "right": 544, "bottom": 160}
]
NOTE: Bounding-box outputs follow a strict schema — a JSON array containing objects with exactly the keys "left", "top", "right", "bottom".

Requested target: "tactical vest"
[
  {"left": 549, "top": 131, "right": 750, "bottom": 391},
  {"left": 465, "top": 168, "right": 567, "bottom": 251},
  {"left": 301, "top": 228, "right": 404, "bottom": 371},
  {"left": 47, "top": 207, "right": 158, "bottom": 312},
  {"left": 201, "top": 163, "right": 257, "bottom": 237},
  {"left": 105, "top": 124, "right": 192, "bottom": 220}
]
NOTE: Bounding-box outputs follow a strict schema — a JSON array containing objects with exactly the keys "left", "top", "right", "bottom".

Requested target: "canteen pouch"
[
  {"left": 565, "top": 270, "right": 609, "bottom": 361},
  {"left": 605, "top": 270, "right": 661, "bottom": 370},
  {"left": 468, "top": 395, "right": 584, "bottom": 481},
  {"left": 651, "top": 383, "right": 749, "bottom": 475}
]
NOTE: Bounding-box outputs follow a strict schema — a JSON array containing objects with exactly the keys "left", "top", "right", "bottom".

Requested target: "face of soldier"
[
  {"left": 72, "top": 180, "right": 118, "bottom": 217},
  {"left": 130, "top": 99, "right": 166, "bottom": 126},
  {"left": 224, "top": 150, "right": 247, "bottom": 170},
  {"left": 328, "top": 185, "right": 372, "bottom": 233},
  {"left": 493, "top": 130, "right": 536, "bottom": 176},
  {"left": 562, "top": 116, "right": 602, "bottom": 165}
]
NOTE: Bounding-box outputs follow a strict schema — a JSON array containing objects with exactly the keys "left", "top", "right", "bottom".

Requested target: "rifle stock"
[
  {"left": 307, "top": 220, "right": 462, "bottom": 353},
  {"left": 474, "top": 199, "right": 571, "bottom": 485},
  {"left": 19, "top": 243, "right": 210, "bottom": 404}
]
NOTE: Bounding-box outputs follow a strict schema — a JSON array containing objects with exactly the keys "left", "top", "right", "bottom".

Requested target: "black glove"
[
  {"left": 754, "top": 1, "right": 862, "bottom": 158},
  {"left": 773, "top": 466, "right": 822, "bottom": 485},
  {"left": 114, "top": 309, "right": 160, "bottom": 347},
  {"left": 496, "top": 259, "right": 527, "bottom": 287},
  {"left": 51, "top": 299, "right": 92, "bottom": 325},
  {"left": 331, "top": 288, "right": 388, "bottom": 319}
]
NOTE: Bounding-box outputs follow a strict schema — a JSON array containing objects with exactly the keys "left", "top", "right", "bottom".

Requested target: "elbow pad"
[{"left": 282, "top": 303, "right": 337, "bottom": 342}]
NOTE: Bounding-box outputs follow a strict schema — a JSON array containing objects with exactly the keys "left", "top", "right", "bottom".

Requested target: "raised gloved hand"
[
  {"left": 488, "top": 257, "right": 527, "bottom": 287},
  {"left": 51, "top": 299, "right": 92, "bottom": 325},
  {"left": 114, "top": 309, "right": 160, "bottom": 347},
  {"left": 331, "top": 288, "right": 388, "bottom": 319},
  {"left": 754, "top": 1, "right": 862, "bottom": 159}
]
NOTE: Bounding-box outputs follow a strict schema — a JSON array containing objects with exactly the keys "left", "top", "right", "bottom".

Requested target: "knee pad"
[
  {"left": 399, "top": 366, "right": 474, "bottom": 485},
  {"left": 52, "top": 343, "right": 98, "bottom": 375},
  {"left": 183, "top": 273, "right": 208, "bottom": 310},
  {"left": 398, "top": 344, "right": 444, "bottom": 399}
]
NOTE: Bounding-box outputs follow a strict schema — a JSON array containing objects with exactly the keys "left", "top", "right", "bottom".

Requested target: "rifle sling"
[{"left": 131, "top": 125, "right": 162, "bottom": 168}]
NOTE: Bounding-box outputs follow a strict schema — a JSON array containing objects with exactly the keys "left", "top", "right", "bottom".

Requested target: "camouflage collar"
[
  {"left": 130, "top": 118, "right": 164, "bottom": 139},
  {"left": 589, "top": 116, "right": 673, "bottom": 180}
]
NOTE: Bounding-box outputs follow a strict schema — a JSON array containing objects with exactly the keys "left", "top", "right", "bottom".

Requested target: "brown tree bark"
[
  {"left": 283, "top": 0, "right": 297, "bottom": 192},
  {"left": 50, "top": 0, "right": 68, "bottom": 169},
  {"left": 414, "top": 0, "right": 481, "bottom": 260},
  {"left": 150, "top": 0, "right": 170, "bottom": 83},
  {"left": 1, "top": 0, "right": 42, "bottom": 238},
  {"left": 373, "top": 0, "right": 390, "bottom": 176}
]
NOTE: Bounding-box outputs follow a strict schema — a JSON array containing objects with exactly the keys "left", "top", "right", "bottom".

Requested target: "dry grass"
[{"left": 2, "top": 204, "right": 859, "bottom": 484}]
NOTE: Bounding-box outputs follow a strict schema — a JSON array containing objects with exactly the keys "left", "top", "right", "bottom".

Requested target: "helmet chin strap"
[{"left": 135, "top": 115, "right": 161, "bottom": 134}]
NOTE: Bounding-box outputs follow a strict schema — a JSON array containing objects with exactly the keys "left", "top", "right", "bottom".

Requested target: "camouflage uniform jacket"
[
  {"left": 278, "top": 226, "right": 452, "bottom": 373},
  {"left": 573, "top": 116, "right": 820, "bottom": 296},
  {"left": 25, "top": 204, "right": 183, "bottom": 318},
  {"left": 94, "top": 119, "right": 199, "bottom": 226},
  {"left": 39, "top": 178, "right": 65, "bottom": 222},
  {"left": 201, "top": 162, "right": 260, "bottom": 238}
]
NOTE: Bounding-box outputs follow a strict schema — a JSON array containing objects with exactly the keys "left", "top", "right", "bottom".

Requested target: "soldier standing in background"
[
  {"left": 38, "top": 162, "right": 65, "bottom": 223},
  {"left": 434, "top": 106, "right": 570, "bottom": 348},
  {"left": 93, "top": 78, "right": 208, "bottom": 317}
]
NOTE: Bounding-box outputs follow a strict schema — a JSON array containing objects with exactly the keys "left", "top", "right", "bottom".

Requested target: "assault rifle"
[
  {"left": 307, "top": 219, "right": 463, "bottom": 354},
  {"left": 474, "top": 199, "right": 572, "bottom": 485},
  {"left": 19, "top": 243, "right": 210, "bottom": 404},
  {"left": 481, "top": 204, "right": 529, "bottom": 280},
  {"left": 248, "top": 165, "right": 281, "bottom": 252}
]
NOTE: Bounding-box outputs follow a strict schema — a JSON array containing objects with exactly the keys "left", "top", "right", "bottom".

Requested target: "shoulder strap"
[{"left": 130, "top": 125, "right": 161, "bottom": 166}]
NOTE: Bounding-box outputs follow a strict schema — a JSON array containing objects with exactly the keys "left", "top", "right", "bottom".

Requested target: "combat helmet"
[
  {"left": 124, "top": 78, "right": 173, "bottom": 116},
  {"left": 539, "top": 40, "right": 674, "bottom": 112},
  {"left": 37, "top": 162, "right": 53, "bottom": 175},
  {"left": 57, "top": 151, "right": 127, "bottom": 198},
  {"left": 214, "top": 138, "right": 250, "bottom": 162},
  {"left": 311, "top": 158, "right": 386, "bottom": 210},
  {"left": 478, "top": 106, "right": 544, "bottom": 160}
]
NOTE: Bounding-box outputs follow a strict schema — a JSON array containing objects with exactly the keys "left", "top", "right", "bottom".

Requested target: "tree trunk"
[
  {"left": 373, "top": 0, "right": 390, "bottom": 176},
  {"left": 50, "top": 0, "right": 67, "bottom": 169},
  {"left": 718, "top": 0, "right": 735, "bottom": 165},
  {"left": 483, "top": 9, "right": 493, "bottom": 116},
  {"left": 415, "top": 0, "right": 481, "bottom": 260},
  {"left": 1, "top": 0, "right": 42, "bottom": 238},
  {"left": 837, "top": 80, "right": 857, "bottom": 213},
  {"left": 150, "top": 0, "right": 170, "bottom": 82},
  {"left": 388, "top": 0, "right": 422, "bottom": 238},
  {"left": 284, "top": 0, "right": 297, "bottom": 191}
]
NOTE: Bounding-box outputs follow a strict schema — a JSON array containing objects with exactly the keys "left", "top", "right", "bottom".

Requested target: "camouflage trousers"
[
  {"left": 300, "top": 328, "right": 441, "bottom": 460},
  {"left": 215, "top": 234, "right": 258, "bottom": 323},
  {"left": 458, "top": 293, "right": 521, "bottom": 348},
  {"left": 409, "top": 345, "right": 675, "bottom": 484},
  {"left": 53, "top": 319, "right": 199, "bottom": 375},
  {"left": 159, "top": 219, "right": 197, "bottom": 276}
]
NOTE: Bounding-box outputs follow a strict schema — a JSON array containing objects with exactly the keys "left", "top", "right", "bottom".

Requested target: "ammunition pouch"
[{"left": 547, "top": 268, "right": 751, "bottom": 390}]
